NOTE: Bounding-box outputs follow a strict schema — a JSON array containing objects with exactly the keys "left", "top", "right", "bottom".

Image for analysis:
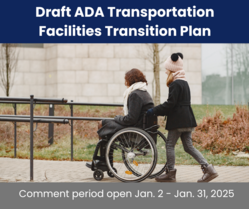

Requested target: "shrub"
[
  {"left": 192, "top": 106, "right": 249, "bottom": 154},
  {"left": 0, "top": 105, "right": 123, "bottom": 148}
]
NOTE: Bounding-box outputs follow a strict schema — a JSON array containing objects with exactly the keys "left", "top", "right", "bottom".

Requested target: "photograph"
[{"left": 0, "top": 43, "right": 248, "bottom": 183}]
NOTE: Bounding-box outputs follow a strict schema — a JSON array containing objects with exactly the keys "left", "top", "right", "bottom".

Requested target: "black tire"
[
  {"left": 105, "top": 127, "right": 158, "bottom": 183},
  {"left": 148, "top": 131, "right": 167, "bottom": 179},
  {"left": 107, "top": 168, "right": 117, "bottom": 178},
  {"left": 93, "top": 169, "right": 104, "bottom": 181}
]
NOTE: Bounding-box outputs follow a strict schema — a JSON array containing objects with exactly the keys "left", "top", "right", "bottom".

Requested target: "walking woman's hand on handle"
[{"left": 146, "top": 108, "right": 154, "bottom": 117}]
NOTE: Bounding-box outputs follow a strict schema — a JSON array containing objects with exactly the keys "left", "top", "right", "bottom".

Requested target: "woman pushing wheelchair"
[{"left": 146, "top": 52, "right": 219, "bottom": 182}]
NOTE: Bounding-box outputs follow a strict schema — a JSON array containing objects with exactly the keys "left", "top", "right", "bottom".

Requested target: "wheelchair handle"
[{"left": 142, "top": 113, "right": 147, "bottom": 129}]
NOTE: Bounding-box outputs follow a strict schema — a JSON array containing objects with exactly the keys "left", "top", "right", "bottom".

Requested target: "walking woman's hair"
[
  {"left": 166, "top": 71, "right": 174, "bottom": 87},
  {"left": 165, "top": 52, "right": 184, "bottom": 87},
  {"left": 125, "top": 68, "right": 148, "bottom": 87}
]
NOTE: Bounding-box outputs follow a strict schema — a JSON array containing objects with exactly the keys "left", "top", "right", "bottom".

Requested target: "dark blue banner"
[{"left": 0, "top": 0, "right": 248, "bottom": 43}]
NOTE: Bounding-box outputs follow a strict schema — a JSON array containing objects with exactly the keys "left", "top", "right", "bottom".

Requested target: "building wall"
[
  {"left": 0, "top": 45, "right": 46, "bottom": 98},
  {"left": 0, "top": 44, "right": 202, "bottom": 104}
]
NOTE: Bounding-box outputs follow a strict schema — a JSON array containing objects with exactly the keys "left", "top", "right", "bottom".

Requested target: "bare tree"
[
  {"left": 225, "top": 44, "right": 249, "bottom": 104},
  {"left": 140, "top": 44, "right": 167, "bottom": 106},
  {"left": 0, "top": 44, "right": 19, "bottom": 96}
]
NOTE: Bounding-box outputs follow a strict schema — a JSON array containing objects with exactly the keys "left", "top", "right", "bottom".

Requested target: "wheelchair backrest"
[{"left": 143, "top": 114, "right": 158, "bottom": 129}]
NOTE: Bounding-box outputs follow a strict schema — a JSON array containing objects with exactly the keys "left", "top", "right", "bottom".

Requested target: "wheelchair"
[{"left": 86, "top": 114, "right": 167, "bottom": 182}]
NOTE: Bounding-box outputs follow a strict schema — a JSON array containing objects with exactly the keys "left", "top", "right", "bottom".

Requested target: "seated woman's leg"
[
  {"left": 97, "top": 119, "right": 126, "bottom": 140},
  {"left": 98, "top": 121, "right": 102, "bottom": 140},
  {"left": 85, "top": 120, "right": 105, "bottom": 169}
]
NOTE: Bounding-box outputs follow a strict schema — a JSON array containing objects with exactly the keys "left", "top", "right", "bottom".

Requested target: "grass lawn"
[
  {"left": 191, "top": 104, "right": 236, "bottom": 123},
  {"left": 0, "top": 104, "right": 248, "bottom": 166}
]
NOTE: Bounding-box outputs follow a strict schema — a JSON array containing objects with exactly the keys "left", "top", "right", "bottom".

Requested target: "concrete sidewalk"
[{"left": 0, "top": 158, "right": 248, "bottom": 182}]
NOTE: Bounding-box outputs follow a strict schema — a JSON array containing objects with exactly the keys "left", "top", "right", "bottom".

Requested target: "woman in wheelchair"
[
  {"left": 86, "top": 68, "right": 157, "bottom": 181},
  {"left": 147, "top": 53, "right": 218, "bottom": 183},
  {"left": 97, "top": 68, "right": 154, "bottom": 138}
]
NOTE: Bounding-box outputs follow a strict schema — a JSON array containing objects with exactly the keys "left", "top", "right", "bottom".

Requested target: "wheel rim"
[
  {"left": 94, "top": 171, "right": 103, "bottom": 179},
  {"left": 106, "top": 129, "right": 156, "bottom": 182}
]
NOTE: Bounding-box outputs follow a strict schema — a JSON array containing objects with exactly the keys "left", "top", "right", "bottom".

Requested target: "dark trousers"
[{"left": 166, "top": 129, "right": 208, "bottom": 170}]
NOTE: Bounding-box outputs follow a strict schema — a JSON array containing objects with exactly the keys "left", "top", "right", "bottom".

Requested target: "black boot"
[
  {"left": 197, "top": 164, "right": 218, "bottom": 182},
  {"left": 155, "top": 167, "right": 176, "bottom": 182},
  {"left": 86, "top": 162, "right": 92, "bottom": 168}
]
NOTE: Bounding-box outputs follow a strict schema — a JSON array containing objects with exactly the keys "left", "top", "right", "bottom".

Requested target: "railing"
[{"left": 0, "top": 95, "right": 123, "bottom": 181}]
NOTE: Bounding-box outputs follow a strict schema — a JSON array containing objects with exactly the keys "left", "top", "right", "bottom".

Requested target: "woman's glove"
[{"left": 146, "top": 108, "right": 154, "bottom": 117}]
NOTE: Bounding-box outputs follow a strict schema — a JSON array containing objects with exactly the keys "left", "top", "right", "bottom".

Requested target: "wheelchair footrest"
[
  {"left": 85, "top": 162, "right": 92, "bottom": 169},
  {"left": 86, "top": 160, "right": 110, "bottom": 172}
]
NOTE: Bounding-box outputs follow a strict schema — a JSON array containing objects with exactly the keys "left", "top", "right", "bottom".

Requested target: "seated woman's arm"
[{"left": 114, "top": 93, "right": 143, "bottom": 126}]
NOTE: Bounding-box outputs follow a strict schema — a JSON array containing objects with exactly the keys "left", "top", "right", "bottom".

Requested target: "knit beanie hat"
[{"left": 164, "top": 53, "right": 184, "bottom": 72}]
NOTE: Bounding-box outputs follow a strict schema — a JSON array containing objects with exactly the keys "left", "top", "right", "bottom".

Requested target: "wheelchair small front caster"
[
  {"left": 107, "top": 168, "right": 117, "bottom": 178},
  {"left": 93, "top": 169, "right": 104, "bottom": 181}
]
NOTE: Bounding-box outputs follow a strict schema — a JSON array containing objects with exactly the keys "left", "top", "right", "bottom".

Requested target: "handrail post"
[
  {"left": 13, "top": 103, "right": 17, "bottom": 158},
  {"left": 30, "top": 95, "right": 34, "bottom": 181},
  {"left": 70, "top": 100, "right": 73, "bottom": 161},
  {"left": 48, "top": 104, "right": 54, "bottom": 145}
]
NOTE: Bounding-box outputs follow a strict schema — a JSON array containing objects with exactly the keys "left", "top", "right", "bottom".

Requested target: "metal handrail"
[
  {"left": 0, "top": 97, "right": 68, "bottom": 103},
  {"left": 0, "top": 115, "right": 114, "bottom": 121},
  {"left": 0, "top": 117, "right": 69, "bottom": 124},
  {"left": 0, "top": 95, "right": 123, "bottom": 181},
  {"left": 0, "top": 101, "right": 123, "bottom": 106}
]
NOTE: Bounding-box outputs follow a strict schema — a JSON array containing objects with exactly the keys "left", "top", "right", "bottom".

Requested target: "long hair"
[{"left": 166, "top": 71, "right": 174, "bottom": 87}]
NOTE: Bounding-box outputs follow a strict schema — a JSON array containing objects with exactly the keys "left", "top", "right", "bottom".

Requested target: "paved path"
[{"left": 0, "top": 158, "right": 248, "bottom": 182}]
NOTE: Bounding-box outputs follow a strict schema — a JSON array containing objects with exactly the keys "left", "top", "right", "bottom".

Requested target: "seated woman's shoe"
[
  {"left": 155, "top": 168, "right": 176, "bottom": 182},
  {"left": 86, "top": 162, "right": 92, "bottom": 169},
  {"left": 197, "top": 164, "right": 218, "bottom": 182}
]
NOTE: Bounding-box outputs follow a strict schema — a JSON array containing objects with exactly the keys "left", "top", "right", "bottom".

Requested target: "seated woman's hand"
[
  {"left": 114, "top": 115, "right": 122, "bottom": 120},
  {"left": 146, "top": 108, "right": 154, "bottom": 117}
]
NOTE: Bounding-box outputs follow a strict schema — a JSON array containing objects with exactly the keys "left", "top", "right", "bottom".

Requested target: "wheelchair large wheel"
[
  {"left": 105, "top": 127, "right": 158, "bottom": 182},
  {"left": 148, "top": 131, "right": 167, "bottom": 179},
  {"left": 121, "top": 130, "right": 167, "bottom": 179}
]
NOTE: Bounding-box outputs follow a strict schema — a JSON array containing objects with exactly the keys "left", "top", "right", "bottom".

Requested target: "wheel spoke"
[{"left": 105, "top": 128, "right": 157, "bottom": 182}]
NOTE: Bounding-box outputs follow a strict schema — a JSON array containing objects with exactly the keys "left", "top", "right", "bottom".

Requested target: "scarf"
[
  {"left": 172, "top": 69, "right": 186, "bottom": 81},
  {"left": 123, "top": 82, "right": 147, "bottom": 115}
]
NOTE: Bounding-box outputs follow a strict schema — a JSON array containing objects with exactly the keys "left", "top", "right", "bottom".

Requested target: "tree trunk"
[
  {"left": 0, "top": 43, "right": 18, "bottom": 96},
  {"left": 225, "top": 47, "right": 229, "bottom": 105},
  {"left": 153, "top": 44, "right": 161, "bottom": 106},
  {"left": 5, "top": 44, "right": 10, "bottom": 96}
]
